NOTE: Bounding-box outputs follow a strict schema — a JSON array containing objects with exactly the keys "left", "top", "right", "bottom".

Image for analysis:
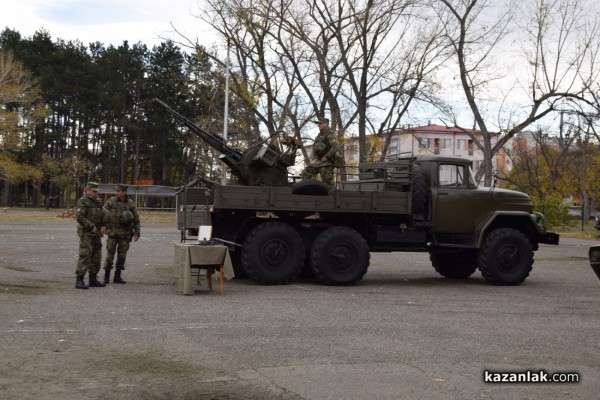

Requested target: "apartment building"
[{"left": 342, "top": 124, "right": 502, "bottom": 178}]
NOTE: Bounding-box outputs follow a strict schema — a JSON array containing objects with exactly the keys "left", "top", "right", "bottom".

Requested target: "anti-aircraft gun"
[{"left": 153, "top": 98, "right": 298, "bottom": 187}]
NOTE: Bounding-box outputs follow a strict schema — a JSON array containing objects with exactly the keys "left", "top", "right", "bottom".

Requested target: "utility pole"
[{"left": 221, "top": 40, "right": 231, "bottom": 186}]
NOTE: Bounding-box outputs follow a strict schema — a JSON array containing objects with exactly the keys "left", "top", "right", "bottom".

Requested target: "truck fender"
[{"left": 473, "top": 211, "right": 544, "bottom": 248}]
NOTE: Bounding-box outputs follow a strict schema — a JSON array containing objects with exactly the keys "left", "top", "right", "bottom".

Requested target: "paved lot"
[{"left": 1, "top": 218, "right": 599, "bottom": 399}]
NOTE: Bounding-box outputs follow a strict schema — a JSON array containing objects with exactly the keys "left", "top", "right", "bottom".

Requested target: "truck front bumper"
[{"left": 539, "top": 232, "right": 560, "bottom": 245}]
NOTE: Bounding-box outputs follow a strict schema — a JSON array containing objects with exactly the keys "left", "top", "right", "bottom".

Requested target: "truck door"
[{"left": 432, "top": 163, "right": 476, "bottom": 240}]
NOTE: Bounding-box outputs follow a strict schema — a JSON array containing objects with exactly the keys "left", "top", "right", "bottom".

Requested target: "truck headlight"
[{"left": 534, "top": 212, "right": 546, "bottom": 229}]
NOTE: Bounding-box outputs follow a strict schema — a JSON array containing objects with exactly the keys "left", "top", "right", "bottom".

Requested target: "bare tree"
[
  {"left": 434, "top": 0, "right": 600, "bottom": 185},
  {"left": 190, "top": 0, "right": 447, "bottom": 171},
  {"left": 0, "top": 50, "right": 47, "bottom": 205},
  {"left": 1, "top": 53, "right": 36, "bottom": 104},
  {"left": 275, "top": 0, "right": 449, "bottom": 162}
]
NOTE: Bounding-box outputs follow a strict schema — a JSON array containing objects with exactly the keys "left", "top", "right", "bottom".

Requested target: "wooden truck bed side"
[{"left": 212, "top": 185, "right": 412, "bottom": 215}]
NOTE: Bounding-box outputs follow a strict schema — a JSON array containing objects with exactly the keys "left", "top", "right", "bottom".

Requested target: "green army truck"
[
  {"left": 177, "top": 155, "right": 559, "bottom": 286},
  {"left": 154, "top": 98, "right": 558, "bottom": 287}
]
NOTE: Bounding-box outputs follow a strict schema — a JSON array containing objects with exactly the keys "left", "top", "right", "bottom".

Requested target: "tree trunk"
[{"left": 2, "top": 182, "right": 12, "bottom": 207}]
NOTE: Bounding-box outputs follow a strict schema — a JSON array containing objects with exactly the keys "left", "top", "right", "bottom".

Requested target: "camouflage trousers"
[
  {"left": 104, "top": 236, "right": 131, "bottom": 271},
  {"left": 301, "top": 164, "right": 335, "bottom": 190},
  {"left": 76, "top": 234, "right": 102, "bottom": 277}
]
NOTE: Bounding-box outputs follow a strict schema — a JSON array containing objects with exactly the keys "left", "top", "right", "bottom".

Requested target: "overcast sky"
[{"left": 0, "top": 0, "right": 217, "bottom": 48}]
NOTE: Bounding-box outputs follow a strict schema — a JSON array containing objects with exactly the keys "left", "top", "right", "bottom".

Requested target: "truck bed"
[{"left": 177, "top": 158, "right": 417, "bottom": 231}]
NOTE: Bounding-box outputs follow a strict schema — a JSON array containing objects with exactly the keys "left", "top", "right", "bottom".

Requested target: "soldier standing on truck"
[
  {"left": 102, "top": 184, "right": 140, "bottom": 284},
  {"left": 75, "top": 182, "right": 107, "bottom": 289},
  {"left": 301, "top": 117, "right": 343, "bottom": 190}
]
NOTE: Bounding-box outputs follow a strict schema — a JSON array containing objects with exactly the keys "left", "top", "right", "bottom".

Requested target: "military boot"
[
  {"left": 89, "top": 273, "right": 106, "bottom": 287},
  {"left": 113, "top": 270, "right": 126, "bottom": 284},
  {"left": 75, "top": 276, "right": 89, "bottom": 289},
  {"left": 103, "top": 269, "right": 111, "bottom": 285}
]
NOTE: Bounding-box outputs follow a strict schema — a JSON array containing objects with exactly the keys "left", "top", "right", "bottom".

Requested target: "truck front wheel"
[
  {"left": 242, "top": 221, "right": 305, "bottom": 284},
  {"left": 429, "top": 250, "right": 478, "bottom": 279},
  {"left": 310, "top": 226, "right": 370, "bottom": 285},
  {"left": 478, "top": 228, "right": 533, "bottom": 285}
]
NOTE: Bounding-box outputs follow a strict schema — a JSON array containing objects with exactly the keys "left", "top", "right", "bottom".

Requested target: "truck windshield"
[{"left": 439, "top": 164, "right": 476, "bottom": 188}]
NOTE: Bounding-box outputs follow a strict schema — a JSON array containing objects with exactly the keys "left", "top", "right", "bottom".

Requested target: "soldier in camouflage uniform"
[
  {"left": 301, "top": 117, "right": 342, "bottom": 191},
  {"left": 75, "top": 182, "right": 107, "bottom": 289},
  {"left": 103, "top": 184, "right": 140, "bottom": 284}
]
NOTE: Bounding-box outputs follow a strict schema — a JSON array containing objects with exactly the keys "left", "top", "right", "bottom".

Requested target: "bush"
[{"left": 532, "top": 195, "right": 572, "bottom": 228}]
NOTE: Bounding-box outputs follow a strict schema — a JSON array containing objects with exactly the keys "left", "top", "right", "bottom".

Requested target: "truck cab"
[
  {"left": 417, "top": 156, "right": 551, "bottom": 244},
  {"left": 414, "top": 156, "right": 558, "bottom": 284}
]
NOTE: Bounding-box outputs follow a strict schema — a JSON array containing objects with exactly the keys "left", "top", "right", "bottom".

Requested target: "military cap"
[
  {"left": 114, "top": 184, "right": 128, "bottom": 192},
  {"left": 314, "top": 117, "right": 330, "bottom": 124},
  {"left": 86, "top": 182, "right": 99, "bottom": 191}
]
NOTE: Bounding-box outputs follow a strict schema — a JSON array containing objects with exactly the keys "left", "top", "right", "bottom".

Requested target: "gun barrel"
[
  {"left": 153, "top": 98, "right": 291, "bottom": 187},
  {"left": 153, "top": 98, "right": 243, "bottom": 162}
]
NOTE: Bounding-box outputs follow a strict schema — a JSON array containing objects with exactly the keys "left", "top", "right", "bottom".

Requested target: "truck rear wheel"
[
  {"left": 429, "top": 250, "right": 478, "bottom": 279},
  {"left": 478, "top": 228, "right": 533, "bottom": 285},
  {"left": 242, "top": 221, "right": 305, "bottom": 284},
  {"left": 310, "top": 226, "right": 370, "bottom": 285}
]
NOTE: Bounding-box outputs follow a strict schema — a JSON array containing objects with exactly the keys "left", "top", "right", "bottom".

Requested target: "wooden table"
[{"left": 174, "top": 244, "right": 234, "bottom": 295}]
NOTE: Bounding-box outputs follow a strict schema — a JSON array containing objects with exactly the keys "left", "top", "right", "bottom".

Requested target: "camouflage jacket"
[
  {"left": 312, "top": 128, "right": 343, "bottom": 167},
  {"left": 104, "top": 196, "right": 141, "bottom": 239},
  {"left": 76, "top": 195, "right": 104, "bottom": 237}
]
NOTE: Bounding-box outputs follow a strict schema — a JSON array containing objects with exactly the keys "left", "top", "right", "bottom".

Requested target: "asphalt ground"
[{"left": 1, "top": 217, "right": 599, "bottom": 399}]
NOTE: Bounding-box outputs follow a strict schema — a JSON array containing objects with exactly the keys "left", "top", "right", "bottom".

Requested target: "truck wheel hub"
[
  {"left": 498, "top": 245, "right": 519, "bottom": 270},
  {"left": 329, "top": 245, "right": 354, "bottom": 271},
  {"left": 264, "top": 241, "right": 288, "bottom": 267}
]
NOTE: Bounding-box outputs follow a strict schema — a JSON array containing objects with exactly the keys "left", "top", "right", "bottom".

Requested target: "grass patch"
[
  {"left": 138, "top": 210, "right": 176, "bottom": 223},
  {"left": 0, "top": 207, "right": 175, "bottom": 223},
  {"left": 553, "top": 224, "right": 600, "bottom": 240}
]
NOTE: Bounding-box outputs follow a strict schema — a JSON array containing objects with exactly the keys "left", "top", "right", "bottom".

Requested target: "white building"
[{"left": 378, "top": 124, "right": 501, "bottom": 178}]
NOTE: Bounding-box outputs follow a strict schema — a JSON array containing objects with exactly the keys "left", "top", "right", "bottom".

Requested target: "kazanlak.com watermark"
[{"left": 483, "top": 369, "right": 580, "bottom": 384}]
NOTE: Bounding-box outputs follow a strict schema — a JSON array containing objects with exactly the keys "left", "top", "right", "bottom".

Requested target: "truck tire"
[
  {"left": 292, "top": 179, "right": 329, "bottom": 196},
  {"left": 429, "top": 250, "right": 478, "bottom": 279},
  {"left": 310, "top": 226, "right": 370, "bottom": 285},
  {"left": 478, "top": 228, "right": 533, "bottom": 285},
  {"left": 242, "top": 221, "right": 305, "bottom": 284},
  {"left": 411, "top": 164, "right": 428, "bottom": 218}
]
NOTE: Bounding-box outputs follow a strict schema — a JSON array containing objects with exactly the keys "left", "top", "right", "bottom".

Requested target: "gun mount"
[{"left": 153, "top": 98, "right": 298, "bottom": 187}]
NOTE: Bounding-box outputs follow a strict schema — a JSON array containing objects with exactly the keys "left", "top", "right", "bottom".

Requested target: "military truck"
[{"left": 156, "top": 99, "right": 559, "bottom": 286}]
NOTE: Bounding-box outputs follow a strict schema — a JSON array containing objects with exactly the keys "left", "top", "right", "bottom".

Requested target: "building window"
[
  {"left": 443, "top": 139, "right": 451, "bottom": 149},
  {"left": 419, "top": 138, "right": 431, "bottom": 148},
  {"left": 456, "top": 139, "right": 465, "bottom": 150}
]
